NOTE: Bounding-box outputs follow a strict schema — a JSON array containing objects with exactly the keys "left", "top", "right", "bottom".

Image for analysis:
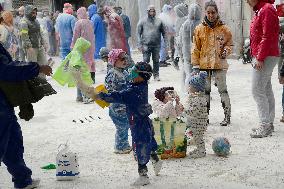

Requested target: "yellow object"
[{"left": 94, "top": 84, "right": 110, "bottom": 108}]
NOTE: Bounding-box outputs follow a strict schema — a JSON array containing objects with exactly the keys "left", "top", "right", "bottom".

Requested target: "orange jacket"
[{"left": 191, "top": 20, "right": 233, "bottom": 70}]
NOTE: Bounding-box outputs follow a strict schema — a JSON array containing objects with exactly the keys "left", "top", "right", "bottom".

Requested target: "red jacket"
[{"left": 250, "top": 1, "right": 280, "bottom": 61}]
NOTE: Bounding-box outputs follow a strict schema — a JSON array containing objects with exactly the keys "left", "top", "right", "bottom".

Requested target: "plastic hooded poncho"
[
  {"left": 104, "top": 6, "right": 127, "bottom": 52},
  {"left": 71, "top": 7, "right": 95, "bottom": 72},
  {"left": 55, "top": 11, "right": 76, "bottom": 53},
  {"left": 53, "top": 37, "right": 93, "bottom": 87},
  {"left": 37, "top": 12, "right": 49, "bottom": 51},
  {"left": 174, "top": 3, "right": 188, "bottom": 38},
  {"left": 179, "top": 3, "right": 202, "bottom": 64},
  {"left": 89, "top": 5, "right": 107, "bottom": 59}
]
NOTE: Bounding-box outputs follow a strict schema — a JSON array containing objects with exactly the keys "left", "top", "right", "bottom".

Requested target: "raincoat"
[
  {"left": 20, "top": 5, "right": 45, "bottom": 49},
  {"left": 53, "top": 37, "right": 93, "bottom": 87},
  {"left": 37, "top": 12, "right": 49, "bottom": 51},
  {"left": 89, "top": 5, "right": 107, "bottom": 59},
  {"left": 104, "top": 6, "right": 127, "bottom": 52},
  {"left": 191, "top": 18, "right": 233, "bottom": 70},
  {"left": 55, "top": 12, "right": 76, "bottom": 59},
  {"left": 99, "top": 81, "right": 158, "bottom": 165},
  {"left": 71, "top": 7, "right": 95, "bottom": 72}
]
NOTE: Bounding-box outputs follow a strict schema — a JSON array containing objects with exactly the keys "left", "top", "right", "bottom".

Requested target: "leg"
[
  {"left": 204, "top": 70, "right": 212, "bottom": 115},
  {"left": 109, "top": 106, "right": 131, "bottom": 152},
  {"left": 152, "top": 47, "right": 161, "bottom": 79},
  {"left": 1, "top": 109, "right": 33, "bottom": 188},
  {"left": 214, "top": 70, "right": 231, "bottom": 126},
  {"left": 90, "top": 72, "right": 96, "bottom": 84},
  {"left": 37, "top": 47, "right": 48, "bottom": 79},
  {"left": 159, "top": 36, "right": 166, "bottom": 62},
  {"left": 76, "top": 88, "right": 83, "bottom": 102}
]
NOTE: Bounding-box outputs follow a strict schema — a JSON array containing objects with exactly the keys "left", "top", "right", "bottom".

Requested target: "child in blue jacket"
[{"left": 98, "top": 62, "right": 162, "bottom": 186}]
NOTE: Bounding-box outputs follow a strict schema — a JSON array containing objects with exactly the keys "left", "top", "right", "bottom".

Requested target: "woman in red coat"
[
  {"left": 104, "top": 6, "right": 127, "bottom": 53},
  {"left": 247, "top": 0, "right": 280, "bottom": 138}
]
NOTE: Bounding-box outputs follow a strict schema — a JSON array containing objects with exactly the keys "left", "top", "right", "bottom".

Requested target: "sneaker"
[
  {"left": 220, "top": 117, "right": 230, "bottom": 126},
  {"left": 154, "top": 76, "right": 160, "bottom": 82},
  {"left": 152, "top": 160, "right": 162, "bottom": 176},
  {"left": 252, "top": 124, "right": 274, "bottom": 132},
  {"left": 131, "top": 175, "right": 150, "bottom": 186},
  {"left": 83, "top": 97, "right": 93, "bottom": 104},
  {"left": 114, "top": 147, "right": 132, "bottom": 154},
  {"left": 15, "top": 179, "right": 40, "bottom": 189},
  {"left": 188, "top": 149, "right": 206, "bottom": 159},
  {"left": 250, "top": 125, "right": 273, "bottom": 138}
]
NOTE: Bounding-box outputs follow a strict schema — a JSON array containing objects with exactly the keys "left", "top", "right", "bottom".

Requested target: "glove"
[{"left": 18, "top": 103, "right": 34, "bottom": 121}]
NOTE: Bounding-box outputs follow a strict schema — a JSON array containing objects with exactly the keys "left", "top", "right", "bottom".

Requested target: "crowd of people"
[{"left": 1, "top": 0, "right": 284, "bottom": 188}]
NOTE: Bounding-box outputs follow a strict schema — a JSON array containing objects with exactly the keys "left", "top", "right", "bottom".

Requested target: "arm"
[
  {"left": 191, "top": 26, "right": 201, "bottom": 68},
  {"left": 182, "top": 23, "right": 192, "bottom": 64},
  {"left": 136, "top": 20, "right": 143, "bottom": 48},
  {"left": 257, "top": 7, "right": 279, "bottom": 61},
  {"left": 20, "top": 20, "right": 32, "bottom": 49},
  {"left": 71, "top": 22, "right": 80, "bottom": 49},
  {"left": 126, "top": 16, "right": 131, "bottom": 37},
  {"left": 160, "top": 22, "right": 168, "bottom": 48},
  {"left": 222, "top": 26, "right": 233, "bottom": 58},
  {"left": 99, "top": 87, "right": 134, "bottom": 104}
]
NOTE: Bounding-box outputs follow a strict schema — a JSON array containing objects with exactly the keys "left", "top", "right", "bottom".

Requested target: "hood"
[
  {"left": 174, "top": 3, "right": 188, "bottom": 18},
  {"left": 88, "top": 4, "right": 97, "bottom": 18},
  {"left": 162, "top": 4, "right": 172, "bottom": 13},
  {"left": 73, "top": 37, "right": 91, "bottom": 53},
  {"left": 25, "top": 5, "right": 37, "bottom": 20},
  {"left": 104, "top": 6, "right": 113, "bottom": 17},
  {"left": 188, "top": 3, "right": 202, "bottom": 21},
  {"left": 77, "top": 7, "right": 88, "bottom": 19},
  {"left": 1, "top": 11, "right": 14, "bottom": 26}
]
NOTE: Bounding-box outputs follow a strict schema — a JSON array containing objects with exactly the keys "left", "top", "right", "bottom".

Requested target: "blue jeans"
[
  {"left": 109, "top": 105, "right": 130, "bottom": 150},
  {"left": 0, "top": 99, "right": 32, "bottom": 188},
  {"left": 142, "top": 46, "right": 160, "bottom": 77},
  {"left": 159, "top": 36, "right": 167, "bottom": 62}
]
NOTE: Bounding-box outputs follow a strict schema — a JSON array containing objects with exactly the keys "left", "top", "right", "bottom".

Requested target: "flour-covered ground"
[{"left": 1, "top": 54, "right": 284, "bottom": 189}]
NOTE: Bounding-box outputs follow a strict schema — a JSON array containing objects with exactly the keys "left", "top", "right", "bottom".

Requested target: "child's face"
[
  {"left": 114, "top": 55, "right": 127, "bottom": 68},
  {"left": 188, "top": 85, "right": 198, "bottom": 94}
]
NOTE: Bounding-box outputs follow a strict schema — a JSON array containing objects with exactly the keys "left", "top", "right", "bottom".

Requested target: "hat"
[
  {"left": 99, "top": 47, "right": 110, "bottom": 59},
  {"left": 189, "top": 71, "right": 208, "bottom": 92},
  {"left": 133, "top": 62, "right": 153, "bottom": 81},
  {"left": 147, "top": 5, "right": 155, "bottom": 11},
  {"left": 108, "top": 49, "right": 126, "bottom": 65}
]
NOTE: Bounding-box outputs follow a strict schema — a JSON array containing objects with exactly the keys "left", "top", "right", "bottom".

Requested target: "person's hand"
[
  {"left": 279, "top": 76, "right": 284, "bottom": 84},
  {"left": 220, "top": 49, "right": 228, "bottom": 59},
  {"left": 254, "top": 60, "right": 264, "bottom": 71},
  {"left": 39, "top": 65, "right": 52, "bottom": 76}
]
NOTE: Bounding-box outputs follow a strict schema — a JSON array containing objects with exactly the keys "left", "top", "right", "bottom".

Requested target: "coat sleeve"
[
  {"left": 160, "top": 22, "right": 168, "bottom": 48},
  {"left": 99, "top": 87, "right": 134, "bottom": 104},
  {"left": 0, "top": 59, "right": 39, "bottom": 81},
  {"left": 20, "top": 20, "right": 32, "bottom": 49},
  {"left": 191, "top": 25, "right": 201, "bottom": 67},
  {"left": 223, "top": 26, "right": 233, "bottom": 57},
  {"left": 182, "top": 22, "right": 192, "bottom": 64},
  {"left": 71, "top": 22, "right": 81, "bottom": 49},
  {"left": 257, "top": 7, "right": 279, "bottom": 61},
  {"left": 136, "top": 20, "right": 143, "bottom": 48}
]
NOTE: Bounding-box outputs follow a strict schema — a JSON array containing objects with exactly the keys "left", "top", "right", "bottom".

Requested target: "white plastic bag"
[{"left": 56, "top": 143, "right": 79, "bottom": 181}]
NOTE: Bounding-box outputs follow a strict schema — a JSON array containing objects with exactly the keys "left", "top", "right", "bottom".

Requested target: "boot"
[
  {"left": 150, "top": 152, "right": 162, "bottom": 176},
  {"left": 132, "top": 164, "right": 150, "bottom": 186},
  {"left": 280, "top": 115, "right": 284, "bottom": 123},
  {"left": 250, "top": 124, "right": 273, "bottom": 138},
  {"left": 173, "top": 57, "right": 179, "bottom": 70},
  {"left": 15, "top": 179, "right": 40, "bottom": 189},
  {"left": 252, "top": 123, "right": 274, "bottom": 132},
  {"left": 220, "top": 116, "right": 230, "bottom": 126}
]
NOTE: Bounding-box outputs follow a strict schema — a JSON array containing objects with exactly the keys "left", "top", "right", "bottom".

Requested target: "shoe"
[
  {"left": 114, "top": 147, "right": 132, "bottom": 154},
  {"left": 83, "top": 97, "right": 93, "bottom": 104},
  {"left": 131, "top": 175, "right": 150, "bottom": 186},
  {"left": 188, "top": 149, "right": 206, "bottom": 159},
  {"left": 152, "top": 160, "right": 162, "bottom": 176},
  {"left": 220, "top": 117, "right": 230, "bottom": 126},
  {"left": 154, "top": 76, "right": 160, "bottom": 81},
  {"left": 250, "top": 125, "right": 273, "bottom": 138},
  {"left": 252, "top": 123, "right": 274, "bottom": 132},
  {"left": 15, "top": 179, "right": 40, "bottom": 189},
  {"left": 76, "top": 97, "right": 83, "bottom": 102}
]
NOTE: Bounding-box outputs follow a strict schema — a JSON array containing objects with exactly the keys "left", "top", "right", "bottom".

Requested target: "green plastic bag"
[{"left": 53, "top": 37, "right": 93, "bottom": 87}]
